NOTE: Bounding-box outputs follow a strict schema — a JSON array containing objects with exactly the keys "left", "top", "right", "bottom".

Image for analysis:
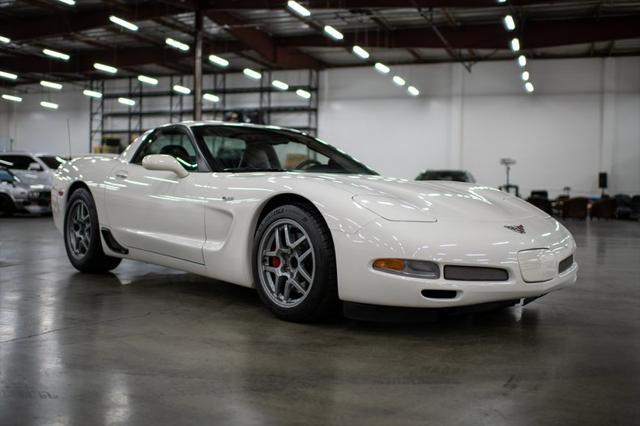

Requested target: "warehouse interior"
[{"left": 0, "top": 1, "right": 639, "bottom": 425}]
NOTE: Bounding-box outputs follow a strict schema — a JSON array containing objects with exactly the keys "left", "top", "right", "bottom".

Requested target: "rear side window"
[{"left": 0, "top": 155, "right": 36, "bottom": 170}]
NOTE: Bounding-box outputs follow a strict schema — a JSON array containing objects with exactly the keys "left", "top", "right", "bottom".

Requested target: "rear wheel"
[
  {"left": 253, "top": 203, "right": 339, "bottom": 322},
  {"left": 64, "top": 188, "right": 121, "bottom": 273}
]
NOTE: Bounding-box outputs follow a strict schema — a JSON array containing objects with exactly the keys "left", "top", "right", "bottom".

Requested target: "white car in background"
[
  {"left": 0, "top": 167, "right": 51, "bottom": 215},
  {"left": 51, "top": 122, "right": 578, "bottom": 322},
  {"left": 0, "top": 152, "right": 67, "bottom": 188}
]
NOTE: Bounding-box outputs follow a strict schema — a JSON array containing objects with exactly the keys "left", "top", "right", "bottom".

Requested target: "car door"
[{"left": 104, "top": 126, "right": 208, "bottom": 264}]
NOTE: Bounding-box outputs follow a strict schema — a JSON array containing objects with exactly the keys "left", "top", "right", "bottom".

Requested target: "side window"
[
  {"left": 133, "top": 128, "right": 199, "bottom": 171},
  {"left": 201, "top": 135, "right": 247, "bottom": 169}
]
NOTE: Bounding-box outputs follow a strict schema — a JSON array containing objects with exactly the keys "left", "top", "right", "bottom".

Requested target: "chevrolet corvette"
[{"left": 52, "top": 122, "right": 578, "bottom": 322}]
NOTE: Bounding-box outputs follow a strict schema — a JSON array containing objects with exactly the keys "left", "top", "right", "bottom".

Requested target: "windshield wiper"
[{"left": 223, "top": 167, "right": 287, "bottom": 173}]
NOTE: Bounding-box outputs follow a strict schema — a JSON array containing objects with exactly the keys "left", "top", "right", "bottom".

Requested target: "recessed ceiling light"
[
  {"left": 518, "top": 55, "right": 527, "bottom": 67},
  {"left": 521, "top": 71, "right": 530, "bottom": 81},
  {"left": 503, "top": 15, "right": 516, "bottom": 31},
  {"left": 165, "top": 37, "right": 189, "bottom": 52},
  {"left": 82, "top": 89, "right": 102, "bottom": 98},
  {"left": 118, "top": 97, "right": 135, "bottom": 106},
  {"left": 296, "top": 89, "right": 311, "bottom": 99},
  {"left": 173, "top": 84, "right": 191, "bottom": 95},
  {"left": 525, "top": 82, "right": 534, "bottom": 93},
  {"left": 392, "top": 76, "right": 406, "bottom": 86},
  {"left": 42, "top": 48, "right": 70, "bottom": 61},
  {"left": 323, "top": 25, "right": 344, "bottom": 41},
  {"left": 137, "top": 75, "right": 158, "bottom": 85},
  {"left": 0, "top": 70, "right": 18, "bottom": 80},
  {"left": 1, "top": 94, "right": 22, "bottom": 102},
  {"left": 40, "top": 101, "right": 59, "bottom": 109},
  {"left": 55, "top": 0, "right": 75, "bottom": 5},
  {"left": 203, "top": 93, "right": 220, "bottom": 103},
  {"left": 352, "top": 45, "right": 370, "bottom": 59},
  {"left": 243, "top": 68, "right": 262, "bottom": 80},
  {"left": 208, "top": 54, "right": 229, "bottom": 67},
  {"left": 407, "top": 86, "right": 420, "bottom": 96},
  {"left": 287, "top": 1, "right": 311, "bottom": 17},
  {"left": 40, "top": 80, "right": 63, "bottom": 90},
  {"left": 109, "top": 15, "right": 138, "bottom": 32},
  {"left": 374, "top": 62, "right": 390, "bottom": 74},
  {"left": 272, "top": 80, "right": 289, "bottom": 90},
  {"left": 510, "top": 38, "right": 520, "bottom": 52},
  {"left": 0, "top": 36, "right": 10, "bottom": 44},
  {"left": 94, "top": 63, "right": 117, "bottom": 74}
]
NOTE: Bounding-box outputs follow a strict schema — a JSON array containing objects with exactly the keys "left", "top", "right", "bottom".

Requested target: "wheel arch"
[
  {"left": 66, "top": 180, "right": 91, "bottom": 203},
  {"left": 253, "top": 193, "right": 331, "bottom": 237}
]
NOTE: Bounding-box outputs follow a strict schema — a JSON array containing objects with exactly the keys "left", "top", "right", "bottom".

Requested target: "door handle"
[{"left": 115, "top": 171, "right": 128, "bottom": 179}]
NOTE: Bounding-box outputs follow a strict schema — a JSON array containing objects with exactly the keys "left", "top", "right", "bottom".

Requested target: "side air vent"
[
  {"left": 558, "top": 255, "right": 573, "bottom": 274},
  {"left": 421, "top": 290, "right": 458, "bottom": 300},
  {"left": 444, "top": 266, "right": 509, "bottom": 282},
  {"left": 101, "top": 228, "right": 129, "bottom": 255}
]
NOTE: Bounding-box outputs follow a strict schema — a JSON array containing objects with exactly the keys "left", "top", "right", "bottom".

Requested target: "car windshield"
[
  {"left": 417, "top": 171, "right": 472, "bottom": 182},
  {"left": 191, "top": 125, "right": 377, "bottom": 175},
  {"left": 0, "top": 155, "right": 36, "bottom": 170},
  {"left": 38, "top": 155, "right": 68, "bottom": 170},
  {"left": 0, "top": 169, "right": 15, "bottom": 183}
]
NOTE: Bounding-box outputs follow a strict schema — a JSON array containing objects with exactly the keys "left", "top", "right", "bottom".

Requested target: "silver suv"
[{"left": 0, "top": 167, "right": 52, "bottom": 215}]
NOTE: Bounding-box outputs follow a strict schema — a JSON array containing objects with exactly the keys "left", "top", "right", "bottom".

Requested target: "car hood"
[{"left": 312, "top": 174, "right": 545, "bottom": 223}]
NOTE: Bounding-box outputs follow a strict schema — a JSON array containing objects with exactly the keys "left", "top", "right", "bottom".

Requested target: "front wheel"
[
  {"left": 253, "top": 203, "right": 339, "bottom": 322},
  {"left": 64, "top": 188, "right": 121, "bottom": 273}
]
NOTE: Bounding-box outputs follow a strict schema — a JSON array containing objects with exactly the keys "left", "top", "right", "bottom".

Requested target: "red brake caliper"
[{"left": 270, "top": 257, "right": 281, "bottom": 267}]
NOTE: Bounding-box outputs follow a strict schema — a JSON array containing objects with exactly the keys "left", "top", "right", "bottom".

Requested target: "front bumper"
[{"left": 333, "top": 217, "right": 578, "bottom": 308}]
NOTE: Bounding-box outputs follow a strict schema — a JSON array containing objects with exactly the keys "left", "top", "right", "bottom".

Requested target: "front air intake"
[
  {"left": 443, "top": 266, "right": 508, "bottom": 282},
  {"left": 421, "top": 290, "right": 458, "bottom": 300},
  {"left": 558, "top": 255, "right": 573, "bottom": 273}
]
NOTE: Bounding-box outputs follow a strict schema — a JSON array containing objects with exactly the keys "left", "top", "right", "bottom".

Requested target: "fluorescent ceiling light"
[
  {"left": 497, "top": 0, "right": 506, "bottom": 3},
  {"left": 296, "top": 89, "right": 311, "bottom": 99},
  {"left": 165, "top": 37, "right": 189, "bottom": 51},
  {"left": 0, "top": 36, "right": 10, "bottom": 44},
  {"left": 42, "top": 48, "right": 70, "bottom": 61},
  {"left": 503, "top": 15, "right": 516, "bottom": 31},
  {"left": 272, "top": 80, "right": 289, "bottom": 90},
  {"left": 94, "top": 63, "right": 117, "bottom": 74},
  {"left": 109, "top": 15, "right": 138, "bottom": 32},
  {"left": 82, "top": 89, "right": 102, "bottom": 98},
  {"left": 352, "top": 45, "right": 370, "bottom": 59},
  {"left": 55, "top": 0, "right": 75, "bottom": 5},
  {"left": 287, "top": 1, "right": 311, "bottom": 17},
  {"left": 525, "top": 82, "right": 534, "bottom": 93},
  {"left": 118, "top": 97, "right": 135, "bottom": 106},
  {"left": 173, "top": 84, "right": 191, "bottom": 95},
  {"left": 0, "top": 70, "right": 18, "bottom": 80},
  {"left": 392, "top": 76, "right": 406, "bottom": 86},
  {"left": 40, "top": 101, "right": 59, "bottom": 110},
  {"left": 40, "top": 80, "right": 63, "bottom": 90},
  {"left": 203, "top": 93, "right": 220, "bottom": 103},
  {"left": 137, "top": 75, "right": 158, "bottom": 85},
  {"left": 208, "top": 54, "right": 229, "bottom": 67},
  {"left": 521, "top": 71, "right": 530, "bottom": 81},
  {"left": 518, "top": 55, "right": 527, "bottom": 67},
  {"left": 374, "top": 62, "right": 390, "bottom": 74},
  {"left": 510, "top": 38, "right": 520, "bottom": 52},
  {"left": 323, "top": 25, "right": 344, "bottom": 41},
  {"left": 243, "top": 68, "right": 262, "bottom": 80},
  {"left": 407, "top": 86, "right": 420, "bottom": 96},
  {"left": 1, "top": 94, "right": 22, "bottom": 102}
]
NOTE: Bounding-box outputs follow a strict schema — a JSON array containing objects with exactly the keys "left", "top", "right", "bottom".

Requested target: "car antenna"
[{"left": 66, "top": 118, "right": 72, "bottom": 159}]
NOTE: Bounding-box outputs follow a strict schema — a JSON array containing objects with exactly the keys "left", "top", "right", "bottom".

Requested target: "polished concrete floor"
[{"left": 0, "top": 217, "right": 639, "bottom": 425}]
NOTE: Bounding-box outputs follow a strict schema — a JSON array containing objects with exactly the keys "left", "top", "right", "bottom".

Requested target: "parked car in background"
[
  {"left": 0, "top": 152, "right": 68, "bottom": 188},
  {"left": 416, "top": 169, "right": 476, "bottom": 183},
  {"left": 0, "top": 167, "right": 51, "bottom": 215}
]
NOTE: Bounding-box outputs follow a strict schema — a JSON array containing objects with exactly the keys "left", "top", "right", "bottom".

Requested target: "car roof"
[{"left": 174, "top": 121, "right": 310, "bottom": 135}]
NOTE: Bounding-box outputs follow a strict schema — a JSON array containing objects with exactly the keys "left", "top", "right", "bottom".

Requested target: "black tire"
[
  {"left": 64, "top": 188, "right": 121, "bottom": 273},
  {"left": 252, "top": 203, "right": 339, "bottom": 322},
  {"left": 0, "top": 195, "right": 15, "bottom": 217}
]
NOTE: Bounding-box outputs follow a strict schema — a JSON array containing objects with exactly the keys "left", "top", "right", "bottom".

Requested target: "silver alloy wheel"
[
  {"left": 257, "top": 218, "right": 315, "bottom": 308},
  {"left": 67, "top": 200, "right": 91, "bottom": 259}
]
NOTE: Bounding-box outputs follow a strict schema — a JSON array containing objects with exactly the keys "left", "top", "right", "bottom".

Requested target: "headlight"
[
  {"left": 353, "top": 195, "right": 437, "bottom": 222},
  {"left": 373, "top": 258, "right": 440, "bottom": 279}
]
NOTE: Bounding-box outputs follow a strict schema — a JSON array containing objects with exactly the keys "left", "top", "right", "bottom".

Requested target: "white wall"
[
  {"left": 319, "top": 57, "right": 640, "bottom": 197},
  {"left": 1, "top": 56, "right": 638, "bottom": 196}
]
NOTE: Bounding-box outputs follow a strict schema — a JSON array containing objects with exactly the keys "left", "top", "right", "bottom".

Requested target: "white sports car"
[{"left": 52, "top": 122, "right": 578, "bottom": 322}]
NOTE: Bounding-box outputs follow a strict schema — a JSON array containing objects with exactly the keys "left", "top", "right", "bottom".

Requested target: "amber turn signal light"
[
  {"left": 373, "top": 258, "right": 406, "bottom": 271},
  {"left": 373, "top": 258, "right": 440, "bottom": 279}
]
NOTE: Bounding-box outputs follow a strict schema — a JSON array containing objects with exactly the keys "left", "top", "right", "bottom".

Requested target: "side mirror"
[
  {"left": 142, "top": 154, "right": 189, "bottom": 178},
  {"left": 28, "top": 162, "right": 43, "bottom": 171}
]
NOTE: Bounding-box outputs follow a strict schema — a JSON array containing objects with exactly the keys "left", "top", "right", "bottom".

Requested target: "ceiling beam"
[
  {"left": 206, "top": 10, "right": 322, "bottom": 69},
  {"left": 275, "top": 16, "right": 640, "bottom": 49}
]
